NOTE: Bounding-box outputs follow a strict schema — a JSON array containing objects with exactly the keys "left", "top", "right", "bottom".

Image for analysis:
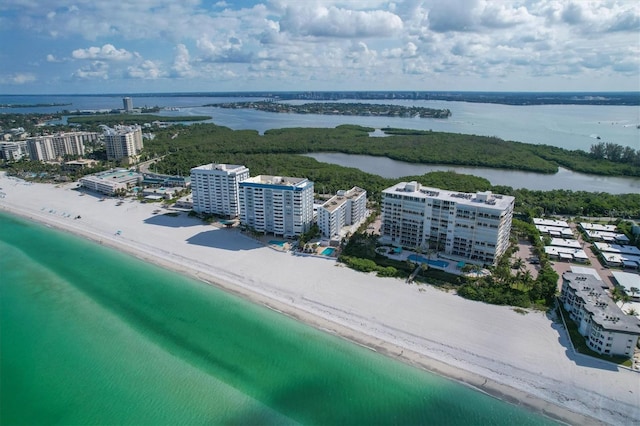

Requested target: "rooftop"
[
  {"left": 383, "top": 181, "right": 514, "bottom": 210},
  {"left": 533, "top": 218, "right": 570, "bottom": 228},
  {"left": 322, "top": 187, "right": 366, "bottom": 213},
  {"left": 580, "top": 222, "right": 617, "bottom": 232},
  {"left": 242, "top": 175, "right": 309, "bottom": 188},
  {"left": 611, "top": 271, "right": 640, "bottom": 295},
  {"left": 563, "top": 272, "right": 640, "bottom": 334},
  {"left": 191, "top": 163, "right": 247, "bottom": 172},
  {"left": 102, "top": 125, "right": 141, "bottom": 136},
  {"left": 81, "top": 168, "right": 142, "bottom": 183}
]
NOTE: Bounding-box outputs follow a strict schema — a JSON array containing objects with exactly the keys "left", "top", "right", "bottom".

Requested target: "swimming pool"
[
  {"left": 407, "top": 254, "right": 449, "bottom": 269},
  {"left": 321, "top": 247, "right": 336, "bottom": 256},
  {"left": 268, "top": 240, "right": 286, "bottom": 247}
]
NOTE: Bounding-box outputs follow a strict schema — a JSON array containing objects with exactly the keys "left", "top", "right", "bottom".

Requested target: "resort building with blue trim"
[{"left": 239, "top": 175, "right": 314, "bottom": 238}]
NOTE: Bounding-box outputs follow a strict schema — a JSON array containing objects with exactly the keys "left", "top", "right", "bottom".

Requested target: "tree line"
[
  {"left": 142, "top": 123, "right": 639, "bottom": 218},
  {"left": 589, "top": 142, "right": 639, "bottom": 166},
  {"left": 144, "top": 123, "right": 639, "bottom": 177}
]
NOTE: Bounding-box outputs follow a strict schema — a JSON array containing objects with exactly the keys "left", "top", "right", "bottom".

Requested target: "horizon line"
[{"left": 3, "top": 90, "right": 640, "bottom": 97}]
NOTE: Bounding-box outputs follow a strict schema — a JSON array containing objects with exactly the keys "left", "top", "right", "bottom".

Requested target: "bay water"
[
  {"left": 2, "top": 94, "right": 638, "bottom": 150},
  {"left": 304, "top": 153, "right": 640, "bottom": 193},
  {"left": 0, "top": 212, "right": 555, "bottom": 425}
]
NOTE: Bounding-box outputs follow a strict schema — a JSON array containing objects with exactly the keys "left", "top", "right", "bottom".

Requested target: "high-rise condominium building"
[
  {"left": 123, "top": 97, "right": 133, "bottom": 112},
  {"left": 103, "top": 125, "right": 143, "bottom": 162},
  {"left": 317, "top": 187, "right": 367, "bottom": 239},
  {"left": 381, "top": 182, "right": 514, "bottom": 265},
  {"left": 26, "top": 131, "right": 98, "bottom": 161},
  {"left": 239, "top": 175, "right": 314, "bottom": 237},
  {"left": 190, "top": 163, "right": 250, "bottom": 217}
]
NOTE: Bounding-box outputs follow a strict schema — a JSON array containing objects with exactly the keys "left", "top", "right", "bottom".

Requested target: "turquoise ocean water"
[{"left": 0, "top": 212, "right": 556, "bottom": 425}]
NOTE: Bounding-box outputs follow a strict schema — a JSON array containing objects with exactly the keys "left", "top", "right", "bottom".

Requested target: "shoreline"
[
  {"left": 1, "top": 175, "right": 638, "bottom": 425},
  {"left": 1, "top": 206, "right": 581, "bottom": 424}
]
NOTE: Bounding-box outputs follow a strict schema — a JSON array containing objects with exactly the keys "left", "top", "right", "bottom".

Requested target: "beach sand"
[{"left": 1, "top": 174, "right": 638, "bottom": 425}]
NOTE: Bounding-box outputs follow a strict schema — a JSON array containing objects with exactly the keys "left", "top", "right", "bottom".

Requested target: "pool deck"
[{"left": 383, "top": 248, "right": 473, "bottom": 276}]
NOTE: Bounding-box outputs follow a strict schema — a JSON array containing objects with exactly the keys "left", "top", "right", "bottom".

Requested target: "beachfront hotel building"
[
  {"left": 103, "top": 125, "right": 143, "bottom": 162},
  {"left": 380, "top": 182, "right": 514, "bottom": 265},
  {"left": 190, "top": 163, "right": 250, "bottom": 217},
  {"left": 79, "top": 168, "right": 142, "bottom": 196},
  {"left": 26, "top": 132, "right": 98, "bottom": 161},
  {"left": 0, "top": 141, "right": 27, "bottom": 161},
  {"left": 560, "top": 272, "right": 640, "bottom": 358},
  {"left": 317, "top": 187, "right": 367, "bottom": 239},
  {"left": 239, "top": 175, "right": 314, "bottom": 238}
]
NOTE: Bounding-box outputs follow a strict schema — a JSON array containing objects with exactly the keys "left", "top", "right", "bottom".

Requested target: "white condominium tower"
[
  {"left": 239, "top": 175, "right": 314, "bottom": 237},
  {"left": 381, "top": 182, "right": 515, "bottom": 265},
  {"left": 190, "top": 163, "right": 250, "bottom": 217},
  {"left": 317, "top": 187, "right": 367, "bottom": 239},
  {"left": 26, "top": 131, "right": 98, "bottom": 161},
  {"left": 103, "top": 125, "right": 143, "bottom": 162},
  {"left": 123, "top": 97, "right": 133, "bottom": 112}
]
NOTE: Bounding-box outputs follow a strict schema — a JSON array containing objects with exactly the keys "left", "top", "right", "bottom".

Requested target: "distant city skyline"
[{"left": 1, "top": 0, "right": 639, "bottom": 94}]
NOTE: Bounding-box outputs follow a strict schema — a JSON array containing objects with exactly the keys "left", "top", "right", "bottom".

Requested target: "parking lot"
[{"left": 513, "top": 222, "right": 618, "bottom": 291}]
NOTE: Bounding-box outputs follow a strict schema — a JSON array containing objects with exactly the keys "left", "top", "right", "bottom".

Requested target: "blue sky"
[{"left": 1, "top": 0, "right": 638, "bottom": 94}]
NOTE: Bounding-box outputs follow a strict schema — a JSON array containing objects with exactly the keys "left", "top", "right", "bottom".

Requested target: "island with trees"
[
  {"left": 0, "top": 102, "right": 72, "bottom": 109},
  {"left": 67, "top": 113, "right": 211, "bottom": 125},
  {"left": 208, "top": 101, "right": 452, "bottom": 119}
]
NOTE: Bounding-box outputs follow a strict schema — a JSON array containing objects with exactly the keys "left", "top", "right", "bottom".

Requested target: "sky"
[{"left": 0, "top": 0, "right": 639, "bottom": 94}]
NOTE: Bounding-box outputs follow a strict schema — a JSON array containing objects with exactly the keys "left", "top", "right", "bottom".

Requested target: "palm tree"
[
  {"left": 620, "top": 293, "right": 631, "bottom": 309},
  {"left": 512, "top": 257, "right": 525, "bottom": 272}
]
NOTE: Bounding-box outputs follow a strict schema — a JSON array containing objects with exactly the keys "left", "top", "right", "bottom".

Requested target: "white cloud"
[
  {"left": 72, "top": 44, "right": 134, "bottom": 61},
  {"left": 279, "top": 4, "right": 403, "bottom": 38},
  {"left": 196, "top": 36, "right": 253, "bottom": 63},
  {"left": 72, "top": 61, "right": 109, "bottom": 80},
  {"left": 127, "top": 60, "right": 165, "bottom": 79},
  {"left": 0, "top": 73, "right": 37, "bottom": 84},
  {"left": 172, "top": 44, "right": 196, "bottom": 77},
  {"left": 346, "top": 42, "right": 378, "bottom": 67},
  {"left": 1, "top": 0, "right": 638, "bottom": 92}
]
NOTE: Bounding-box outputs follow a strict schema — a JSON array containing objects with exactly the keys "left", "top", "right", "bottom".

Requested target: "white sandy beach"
[{"left": 1, "top": 173, "right": 638, "bottom": 426}]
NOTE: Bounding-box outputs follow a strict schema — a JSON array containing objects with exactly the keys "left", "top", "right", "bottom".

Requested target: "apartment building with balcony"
[
  {"left": 0, "top": 141, "right": 27, "bottom": 161},
  {"left": 190, "top": 163, "right": 250, "bottom": 218},
  {"left": 560, "top": 272, "right": 640, "bottom": 358},
  {"left": 239, "top": 175, "right": 314, "bottom": 238},
  {"left": 103, "top": 125, "right": 143, "bottom": 162},
  {"left": 380, "top": 181, "right": 514, "bottom": 265},
  {"left": 26, "top": 131, "right": 97, "bottom": 161},
  {"left": 317, "top": 187, "right": 367, "bottom": 239}
]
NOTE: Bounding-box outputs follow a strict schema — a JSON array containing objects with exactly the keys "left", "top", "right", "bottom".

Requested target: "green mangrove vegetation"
[
  {"left": 211, "top": 101, "right": 452, "bottom": 119},
  {"left": 144, "top": 123, "right": 639, "bottom": 177},
  {"left": 67, "top": 114, "right": 211, "bottom": 125},
  {"left": 143, "top": 124, "right": 640, "bottom": 217}
]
